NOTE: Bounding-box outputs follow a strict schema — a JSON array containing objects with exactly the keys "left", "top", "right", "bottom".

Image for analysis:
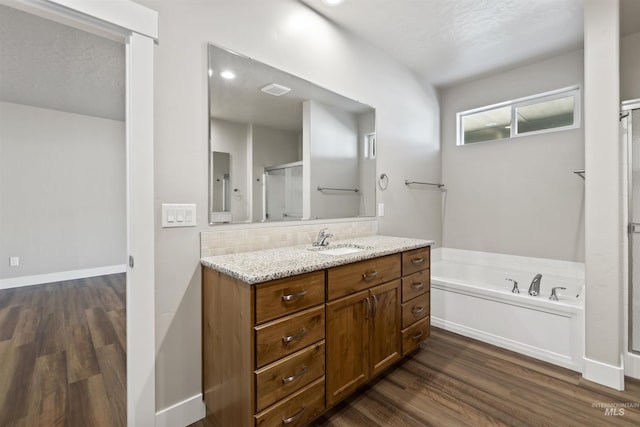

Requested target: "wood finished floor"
[
  {"left": 192, "top": 327, "right": 640, "bottom": 427},
  {"left": 0, "top": 274, "right": 126, "bottom": 427}
]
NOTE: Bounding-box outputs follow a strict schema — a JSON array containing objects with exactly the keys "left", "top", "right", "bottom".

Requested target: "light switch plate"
[{"left": 162, "top": 204, "right": 197, "bottom": 227}]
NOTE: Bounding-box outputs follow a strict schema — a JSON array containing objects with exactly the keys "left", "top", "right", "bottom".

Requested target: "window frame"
[{"left": 456, "top": 85, "right": 581, "bottom": 146}]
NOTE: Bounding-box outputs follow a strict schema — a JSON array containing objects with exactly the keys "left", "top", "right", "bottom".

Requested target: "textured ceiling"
[
  {"left": 0, "top": 4, "right": 124, "bottom": 121},
  {"left": 302, "top": 0, "right": 640, "bottom": 88}
]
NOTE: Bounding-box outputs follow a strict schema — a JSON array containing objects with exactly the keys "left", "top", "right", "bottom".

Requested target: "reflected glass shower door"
[
  {"left": 264, "top": 163, "right": 302, "bottom": 221},
  {"left": 627, "top": 103, "right": 640, "bottom": 353}
]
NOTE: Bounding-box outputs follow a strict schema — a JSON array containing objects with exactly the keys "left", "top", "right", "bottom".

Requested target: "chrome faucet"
[
  {"left": 505, "top": 278, "right": 519, "bottom": 294},
  {"left": 312, "top": 228, "right": 334, "bottom": 247},
  {"left": 528, "top": 273, "right": 542, "bottom": 296},
  {"left": 549, "top": 286, "right": 567, "bottom": 301}
]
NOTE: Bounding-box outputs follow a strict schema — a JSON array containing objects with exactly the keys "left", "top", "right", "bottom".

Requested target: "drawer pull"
[
  {"left": 282, "top": 327, "right": 308, "bottom": 344},
  {"left": 411, "top": 331, "right": 424, "bottom": 341},
  {"left": 410, "top": 282, "right": 424, "bottom": 290},
  {"left": 411, "top": 257, "right": 425, "bottom": 265},
  {"left": 412, "top": 306, "right": 425, "bottom": 315},
  {"left": 282, "top": 290, "right": 307, "bottom": 302},
  {"left": 364, "top": 297, "right": 371, "bottom": 320},
  {"left": 362, "top": 271, "right": 378, "bottom": 280},
  {"left": 282, "top": 406, "right": 307, "bottom": 424},
  {"left": 282, "top": 365, "right": 307, "bottom": 384}
]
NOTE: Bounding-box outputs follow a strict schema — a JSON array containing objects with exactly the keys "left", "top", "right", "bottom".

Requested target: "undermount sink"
[{"left": 310, "top": 243, "right": 372, "bottom": 256}]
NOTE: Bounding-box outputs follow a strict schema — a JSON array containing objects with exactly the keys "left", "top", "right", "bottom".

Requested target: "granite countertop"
[{"left": 200, "top": 235, "right": 434, "bottom": 284}]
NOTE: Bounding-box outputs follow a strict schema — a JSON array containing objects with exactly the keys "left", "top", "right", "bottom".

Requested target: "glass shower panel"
[
  {"left": 264, "top": 163, "right": 302, "bottom": 221},
  {"left": 630, "top": 107, "right": 640, "bottom": 353}
]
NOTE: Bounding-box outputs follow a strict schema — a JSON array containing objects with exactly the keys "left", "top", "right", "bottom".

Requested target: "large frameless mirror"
[{"left": 208, "top": 44, "right": 376, "bottom": 224}]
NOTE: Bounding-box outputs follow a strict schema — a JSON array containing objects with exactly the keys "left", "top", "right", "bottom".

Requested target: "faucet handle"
[
  {"left": 549, "top": 287, "right": 567, "bottom": 301},
  {"left": 505, "top": 278, "right": 519, "bottom": 294}
]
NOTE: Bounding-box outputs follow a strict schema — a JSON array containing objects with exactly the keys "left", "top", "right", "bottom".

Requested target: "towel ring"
[{"left": 379, "top": 173, "right": 389, "bottom": 191}]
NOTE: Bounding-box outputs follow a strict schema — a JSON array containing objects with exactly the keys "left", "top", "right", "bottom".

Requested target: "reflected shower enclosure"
[{"left": 263, "top": 162, "right": 303, "bottom": 221}]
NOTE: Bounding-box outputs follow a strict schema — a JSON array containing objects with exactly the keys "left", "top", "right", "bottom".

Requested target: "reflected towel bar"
[
  {"left": 405, "top": 180, "right": 445, "bottom": 189},
  {"left": 573, "top": 169, "right": 585, "bottom": 179},
  {"left": 317, "top": 186, "right": 359, "bottom": 193}
]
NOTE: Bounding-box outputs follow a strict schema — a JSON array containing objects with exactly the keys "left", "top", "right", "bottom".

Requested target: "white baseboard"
[
  {"left": 583, "top": 356, "right": 625, "bottom": 390},
  {"left": 0, "top": 264, "right": 126, "bottom": 290},
  {"left": 155, "top": 393, "right": 206, "bottom": 427},
  {"left": 624, "top": 351, "right": 640, "bottom": 380},
  {"left": 432, "top": 317, "right": 581, "bottom": 371}
]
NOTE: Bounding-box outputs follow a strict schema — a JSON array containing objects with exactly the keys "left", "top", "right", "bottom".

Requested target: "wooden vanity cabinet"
[
  {"left": 202, "top": 245, "right": 431, "bottom": 426},
  {"left": 400, "top": 247, "right": 431, "bottom": 355},
  {"left": 202, "top": 269, "right": 326, "bottom": 427},
  {"left": 325, "top": 255, "right": 402, "bottom": 407}
]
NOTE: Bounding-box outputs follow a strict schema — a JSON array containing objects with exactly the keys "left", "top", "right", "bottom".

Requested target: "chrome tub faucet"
[
  {"left": 549, "top": 286, "right": 567, "bottom": 301},
  {"left": 313, "top": 227, "right": 334, "bottom": 247},
  {"left": 528, "top": 273, "right": 542, "bottom": 296},
  {"left": 505, "top": 278, "right": 519, "bottom": 294}
]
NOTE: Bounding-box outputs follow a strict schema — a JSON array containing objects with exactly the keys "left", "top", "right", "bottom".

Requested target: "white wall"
[
  {"left": 209, "top": 117, "right": 249, "bottom": 221},
  {"left": 440, "top": 50, "right": 585, "bottom": 262},
  {"left": 251, "top": 124, "right": 300, "bottom": 220},
  {"left": 0, "top": 101, "right": 125, "bottom": 280},
  {"left": 307, "top": 100, "right": 360, "bottom": 219},
  {"left": 134, "top": 0, "right": 440, "bottom": 416},
  {"left": 621, "top": 31, "right": 640, "bottom": 102}
]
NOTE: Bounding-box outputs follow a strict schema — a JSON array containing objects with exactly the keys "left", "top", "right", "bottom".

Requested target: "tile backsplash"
[{"left": 201, "top": 220, "right": 378, "bottom": 257}]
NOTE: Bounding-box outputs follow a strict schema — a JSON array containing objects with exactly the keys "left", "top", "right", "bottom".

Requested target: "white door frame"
[{"left": 0, "top": 1, "right": 158, "bottom": 425}]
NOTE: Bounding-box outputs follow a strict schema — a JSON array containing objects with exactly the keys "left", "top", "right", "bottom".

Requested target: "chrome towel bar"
[
  {"left": 405, "top": 180, "right": 445, "bottom": 189},
  {"left": 317, "top": 186, "right": 359, "bottom": 193}
]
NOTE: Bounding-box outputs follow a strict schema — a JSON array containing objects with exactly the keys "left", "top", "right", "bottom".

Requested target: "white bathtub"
[{"left": 430, "top": 248, "right": 585, "bottom": 372}]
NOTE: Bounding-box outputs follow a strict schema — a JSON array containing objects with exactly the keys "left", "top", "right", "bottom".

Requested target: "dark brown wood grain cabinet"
[{"left": 202, "top": 246, "right": 430, "bottom": 426}]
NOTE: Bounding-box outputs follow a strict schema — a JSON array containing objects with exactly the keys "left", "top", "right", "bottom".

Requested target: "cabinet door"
[
  {"left": 369, "top": 280, "right": 401, "bottom": 378},
  {"left": 325, "top": 289, "right": 370, "bottom": 407}
]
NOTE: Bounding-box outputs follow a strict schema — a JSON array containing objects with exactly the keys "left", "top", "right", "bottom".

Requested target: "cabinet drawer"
[
  {"left": 255, "top": 306, "right": 325, "bottom": 368},
  {"left": 256, "top": 271, "right": 326, "bottom": 324},
  {"left": 401, "top": 293, "right": 430, "bottom": 329},
  {"left": 255, "top": 341, "right": 325, "bottom": 412},
  {"left": 255, "top": 377, "right": 325, "bottom": 427},
  {"left": 401, "top": 269, "right": 430, "bottom": 303},
  {"left": 401, "top": 316, "right": 430, "bottom": 355},
  {"left": 327, "top": 254, "right": 401, "bottom": 300},
  {"left": 402, "top": 247, "right": 430, "bottom": 276}
]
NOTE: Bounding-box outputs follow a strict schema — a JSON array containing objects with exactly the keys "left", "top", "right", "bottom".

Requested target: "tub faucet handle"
[
  {"left": 549, "top": 287, "right": 567, "bottom": 301},
  {"left": 505, "top": 278, "right": 519, "bottom": 294}
]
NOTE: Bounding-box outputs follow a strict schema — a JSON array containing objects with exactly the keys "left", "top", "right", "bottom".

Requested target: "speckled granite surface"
[{"left": 200, "top": 235, "right": 433, "bottom": 284}]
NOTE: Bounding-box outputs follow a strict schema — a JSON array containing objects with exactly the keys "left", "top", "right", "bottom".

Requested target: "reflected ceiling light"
[
  {"left": 484, "top": 122, "right": 497, "bottom": 127},
  {"left": 208, "top": 69, "right": 213, "bottom": 77},
  {"left": 220, "top": 70, "right": 236, "bottom": 79},
  {"left": 322, "top": 0, "right": 345, "bottom": 5}
]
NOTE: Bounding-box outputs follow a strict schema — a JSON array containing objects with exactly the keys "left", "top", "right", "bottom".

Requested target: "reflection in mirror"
[
  {"left": 211, "top": 151, "right": 230, "bottom": 212},
  {"left": 208, "top": 44, "right": 376, "bottom": 225},
  {"left": 264, "top": 162, "right": 303, "bottom": 221}
]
